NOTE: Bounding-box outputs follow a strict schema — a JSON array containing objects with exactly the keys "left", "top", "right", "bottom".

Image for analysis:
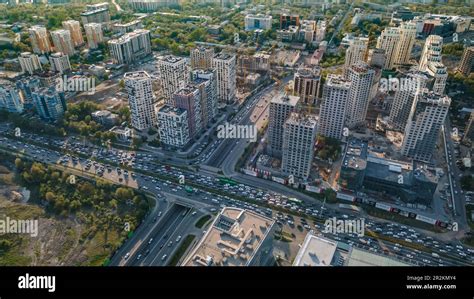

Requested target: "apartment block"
[
  {"left": 345, "top": 62, "right": 375, "bottom": 129},
  {"left": 190, "top": 46, "right": 214, "bottom": 69},
  {"left": 81, "top": 2, "right": 110, "bottom": 26},
  {"left": 0, "top": 81, "right": 24, "bottom": 113},
  {"left": 62, "top": 20, "right": 84, "bottom": 47},
  {"left": 28, "top": 26, "right": 52, "bottom": 55},
  {"left": 173, "top": 85, "right": 202, "bottom": 139},
  {"left": 402, "top": 89, "right": 451, "bottom": 162},
  {"left": 213, "top": 53, "right": 236, "bottom": 105},
  {"left": 157, "top": 105, "right": 190, "bottom": 148},
  {"left": 376, "top": 26, "right": 400, "bottom": 69},
  {"left": 293, "top": 67, "right": 321, "bottom": 105},
  {"left": 319, "top": 75, "right": 351, "bottom": 140},
  {"left": 49, "top": 52, "right": 71, "bottom": 74},
  {"left": 268, "top": 94, "right": 299, "bottom": 158},
  {"left": 109, "top": 29, "right": 151, "bottom": 65},
  {"left": 343, "top": 36, "right": 369, "bottom": 77},
  {"left": 124, "top": 71, "right": 157, "bottom": 131},
  {"left": 31, "top": 87, "right": 67, "bottom": 121},
  {"left": 155, "top": 54, "right": 188, "bottom": 104},
  {"left": 244, "top": 14, "right": 272, "bottom": 31},
  {"left": 84, "top": 23, "right": 104, "bottom": 49},
  {"left": 191, "top": 68, "right": 218, "bottom": 127},
  {"left": 389, "top": 71, "right": 429, "bottom": 131},
  {"left": 458, "top": 46, "right": 474, "bottom": 76},
  {"left": 419, "top": 35, "right": 443, "bottom": 72},
  {"left": 281, "top": 112, "right": 318, "bottom": 180},
  {"left": 50, "top": 29, "right": 75, "bottom": 56},
  {"left": 18, "top": 52, "right": 42, "bottom": 75}
]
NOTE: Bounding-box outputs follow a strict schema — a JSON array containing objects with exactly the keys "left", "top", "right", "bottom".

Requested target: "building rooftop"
[
  {"left": 124, "top": 70, "right": 151, "bottom": 80},
  {"left": 326, "top": 74, "right": 351, "bottom": 89},
  {"left": 294, "top": 232, "right": 410, "bottom": 267},
  {"left": 81, "top": 7, "right": 109, "bottom": 16},
  {"left": 296, "top": 67, "right": 321, "bottom": 78},
  {"left": 365, "top": 154, "right": 412, "bottom": 186},
  {"left": 343, "top": 139, "right": 368, "bottom": 171},
  {"left": 158, "top": 105, "right": 186, "bottom": 116},
  {"left": 245, "top": 14, "right": 272, "bottom": 19},
  {"left": 427, "top": 62, "right": 447, "bottom": 74},
  {"left": 193, "top": 46, "right": 213, "bottom": 52},
  {"left": 156, "top": 54, "right": 185, "bottom": 64},
  {"left": 285, "top": 112, "right": 318, "bottom": 128},
  {"left": 50, "top": 52, "right": 67, "bottom": 58},
  {"left": 174, "top": 85, "right": 199, "bottom": 97},
  {"left": 270, "top": 94, "right": 299, "bottom": 106},
  {"left": 293, "top": 233, "right": 339, "bottom": 266},
  {"left": 92, "top": 110, "right": 112, "bottom": 117},
  {"left": 349, "top": 61, "right": 373, "bottom": 74},
  {"left": 412, "top": 163, "right": 438, "bottom": 184},
  {"left": 109, "top": 29, "right": 149, "bottom": 44},
  {"left": 213, "top": 52, "right": 235, "bottom": 61},
  {"left": 114, "top": 19, "right": 142, "bottom": 27},
  {"left": 419, "top": 89, "right": 451, "bottom": 106},
  {"left": 183, "top": 207, "right": 274, "bottom": 266},
  {"left": 253, "top": 52, "right": 271, "bottom": 59},
  {"left": 20, "top": 52, "right": 34, "bottom": 57},
  {"left": 346, "top": 247, "right": 409, "bottom": 266}
]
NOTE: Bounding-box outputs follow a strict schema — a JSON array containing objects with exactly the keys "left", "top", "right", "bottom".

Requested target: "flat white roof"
[{"left": 293, "top": 233, "right": 338, "bottom": 266}]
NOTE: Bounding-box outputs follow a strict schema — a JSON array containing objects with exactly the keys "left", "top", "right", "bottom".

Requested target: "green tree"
[
  {"left": 115, "top": 187, "right": 134, "bottom": 202},
  {"left": 14, "top": 158, "right": 23, "bottom": 170}
]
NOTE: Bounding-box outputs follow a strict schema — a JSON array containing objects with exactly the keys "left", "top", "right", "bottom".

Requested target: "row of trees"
[
  {"left": 60, "top": 101, "right": 126, "bottom": 145},
  {"left": 0, "top": 109, "right": 65, "bottom": 137}
]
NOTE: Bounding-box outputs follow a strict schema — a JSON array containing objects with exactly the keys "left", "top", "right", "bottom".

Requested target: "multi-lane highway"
[
  {"left": 1, "top": 131, "right": 473, "bottom": 266},
  {"left": 442, "top": 120, "right": 468, "bottom": 230},
  {"left": 122, "top": 204, "right": 193, "bottom": 266}
]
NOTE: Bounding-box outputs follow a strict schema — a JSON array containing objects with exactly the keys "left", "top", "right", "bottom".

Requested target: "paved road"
[
  {"left": 1, "top": 132, "right": 472, "bottom": 266},
  {"left": 328, "top": 0, "right": 354, "bottom": 49},
  {"left": 442, "top": 120, "right": 468, "bottom": 229},
  {"left": 126, "top": 204, "right": 189, "bottom": 266}
]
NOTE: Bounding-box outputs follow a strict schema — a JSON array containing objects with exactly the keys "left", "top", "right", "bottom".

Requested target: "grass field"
[
  {"left": 167, "top": 234, "right": 196, "bottom": 266},
  {"left": 195, "top": 215, "right": 212, "bottom": 229}
]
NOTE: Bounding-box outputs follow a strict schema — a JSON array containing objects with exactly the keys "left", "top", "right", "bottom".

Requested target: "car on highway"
[
  {"left": 124, "top": 252, "right": 130, "bottom": 260},
  {"left": 161, "top": 254, "right": 167, "bottom": 261}
]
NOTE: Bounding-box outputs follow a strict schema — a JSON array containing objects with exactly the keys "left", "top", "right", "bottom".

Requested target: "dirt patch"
[{"left": 0, "top": 163, "right": 120, "bottom": 265}]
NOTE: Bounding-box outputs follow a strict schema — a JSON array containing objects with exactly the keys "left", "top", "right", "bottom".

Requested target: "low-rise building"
[
  {"left": 244, "top": 14, "right": 272, "bottom": 31},
  {"left": 91, "top": 110, "right": 120, "bottom": 126},
  {"left": 183, "top": 207, "right": 275, "bottom": 266},
  {"left": 293, "top": 231, "right": 410, "bottom": 266},
  {"left": 340, "top": 139, "right": 439, "bottom": 205},
  {"left": 109, "top": 126, "right": 133, "bottom": 141}
]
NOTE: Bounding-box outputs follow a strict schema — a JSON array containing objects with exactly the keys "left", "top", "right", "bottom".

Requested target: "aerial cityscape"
[{"left": 1, "top": 0, "right": 474, "bottom": 275}]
